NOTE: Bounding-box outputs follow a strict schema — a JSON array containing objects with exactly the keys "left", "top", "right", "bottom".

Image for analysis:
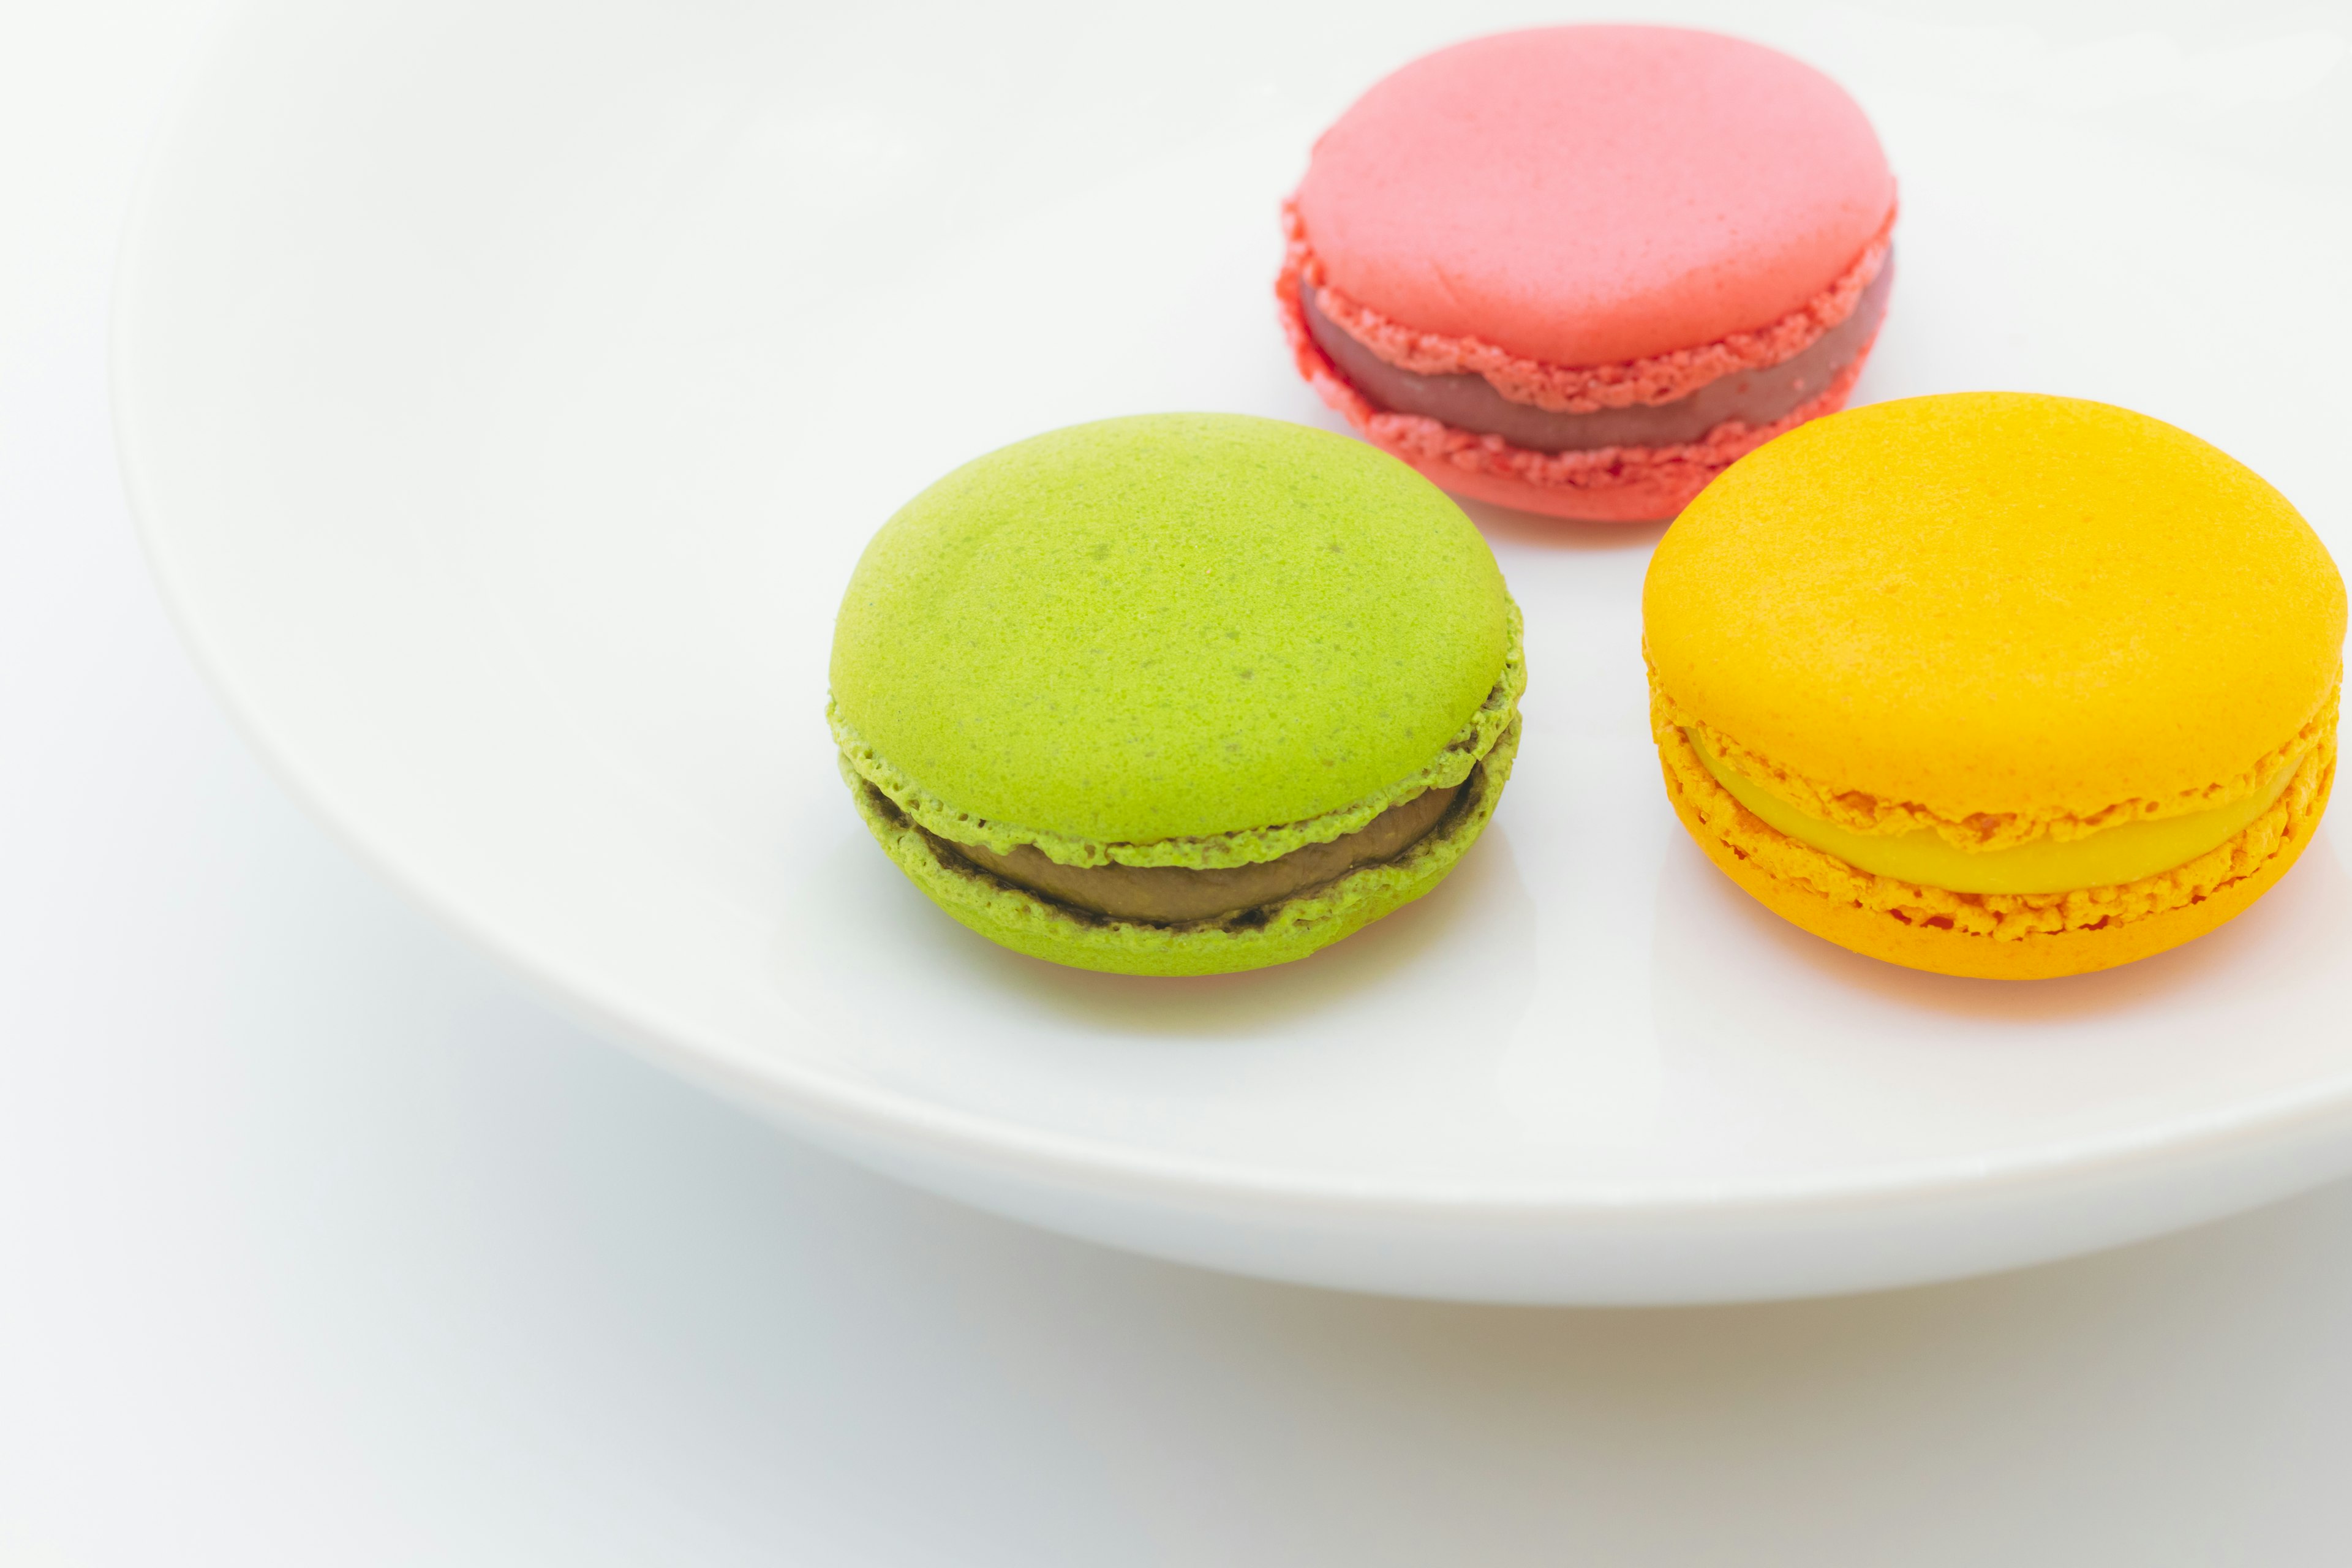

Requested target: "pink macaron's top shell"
[{"left": 1294, "top": 26, "right": 1895, "bottom": 370}]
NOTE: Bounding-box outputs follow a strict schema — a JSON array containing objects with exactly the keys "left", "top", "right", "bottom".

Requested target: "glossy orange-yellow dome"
[{"left": 1646, "top": 393, "right": 2342, "bottom": 834}]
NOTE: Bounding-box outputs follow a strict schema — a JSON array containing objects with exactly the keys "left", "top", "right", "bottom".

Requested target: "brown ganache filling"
[
  {"left": 1302, "top": 255, "right": 1894, "bottom": 453},
  {"left": 944, "top": 778, "right": 1466, "bottom": 923}
]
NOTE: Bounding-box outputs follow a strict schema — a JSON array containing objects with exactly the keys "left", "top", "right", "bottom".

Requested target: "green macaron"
[{"left": 828, "top": 413, "right": 1525, "bottom": 976}]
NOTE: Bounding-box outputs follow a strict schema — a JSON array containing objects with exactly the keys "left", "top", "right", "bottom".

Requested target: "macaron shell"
[
  {"left": 1394, "top": 458, "right": 1700, "bottom": 524},
  {"left": 1663, "top": 736, "right": 2334, "bottom": 979},
  {"left": 831, "top": 415, "right": 1513, "bottom": 850},
  {"left": 1646, "top": 393, "right": 2348, "bottom": 829},
  {"left": 843, "top": 718, "right": 1520, "bottom": 976},
  {"left": 1295, "top": 26, "right": 1894, "bottom": 366}
]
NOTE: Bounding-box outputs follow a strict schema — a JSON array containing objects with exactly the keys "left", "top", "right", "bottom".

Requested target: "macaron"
[
  {"left": 1645, "top": 392, "right": 2343, "bottom": 980},
  {"left": 1279, "top": 25, "right": 1896, "bottom": 523},
  {"left": 829, "top": 413, "right": 1525, "bottom": 976}
]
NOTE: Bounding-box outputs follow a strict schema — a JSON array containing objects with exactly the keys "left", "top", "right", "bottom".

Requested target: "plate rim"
[{"left": 107, "top": 0, "right": 2352, "bottom": 1236}]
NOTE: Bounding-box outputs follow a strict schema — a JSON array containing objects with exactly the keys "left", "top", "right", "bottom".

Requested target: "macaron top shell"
[
  {"left": 831, "top": 415, "right": 1515, "bottom": 858},
  {"left": 1293, "top": 26, "right": 1894, "bottom": 368},
  {"left": 1645, "top": 393, "right": 2345, "bottom": 837}
]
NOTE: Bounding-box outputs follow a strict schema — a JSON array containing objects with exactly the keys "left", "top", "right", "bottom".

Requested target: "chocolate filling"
[
  {"left": 1302, "top": 255, "right": 1893, "bottom": 453},
  {"left": 943, "top": 778, "right": 1466, "bottom": 923}
]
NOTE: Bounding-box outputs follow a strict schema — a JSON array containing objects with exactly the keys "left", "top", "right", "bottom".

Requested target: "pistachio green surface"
[
  {"left": 830, "top": 415, "right": 1515, "bottom": 858},
  {"left": 843, "top": 718, "right": 1520, "bottom": 976}
]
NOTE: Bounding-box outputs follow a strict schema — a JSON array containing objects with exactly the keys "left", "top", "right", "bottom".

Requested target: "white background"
[{"left": 11, "top": 1, "right": 2352, "bottom": 1562}]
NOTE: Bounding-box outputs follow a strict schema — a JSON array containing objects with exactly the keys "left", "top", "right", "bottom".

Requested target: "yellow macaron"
[{"left": 1644, "top": 391, "right": 2343, "bottom": 979}]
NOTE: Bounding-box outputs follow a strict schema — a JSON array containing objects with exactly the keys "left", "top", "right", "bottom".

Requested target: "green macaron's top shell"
[{"left": 830, "top": 414, "right": 1517, "bottom": 867}]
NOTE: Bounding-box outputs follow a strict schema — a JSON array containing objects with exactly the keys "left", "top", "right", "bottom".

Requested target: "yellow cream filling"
[{"left": 1686, "top": 731, "right": 2297, "bottom": 895}]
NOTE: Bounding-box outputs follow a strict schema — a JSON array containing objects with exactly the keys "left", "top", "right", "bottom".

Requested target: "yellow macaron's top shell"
[{"left": 1645, "top": 393, "right": 2344, "bottom": 842}]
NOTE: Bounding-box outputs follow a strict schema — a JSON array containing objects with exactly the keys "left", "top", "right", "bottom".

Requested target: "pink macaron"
[{"left": 1278, "top": 26, "right": 1896, "bottom": 522}]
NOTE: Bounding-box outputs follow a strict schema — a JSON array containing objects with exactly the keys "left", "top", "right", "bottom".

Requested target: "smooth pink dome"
[{"left": 1293, "top": 26, "right": 1894, "bottom": 368}]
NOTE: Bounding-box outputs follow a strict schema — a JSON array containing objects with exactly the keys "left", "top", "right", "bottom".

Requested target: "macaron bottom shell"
[
  {"left": 842, "top": 718, "right": 1520, "bottom": 978},
  {"left": 1654, "top": 711, "right": 2337, "bottom": 981},
  {"left": 1392, "top": 458, "right": 1698, "bottom": 526}
]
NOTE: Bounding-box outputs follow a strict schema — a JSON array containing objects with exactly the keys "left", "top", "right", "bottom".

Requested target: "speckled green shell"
[{"left": 828, "top": 413, "right": 1524, "bottom": 974}]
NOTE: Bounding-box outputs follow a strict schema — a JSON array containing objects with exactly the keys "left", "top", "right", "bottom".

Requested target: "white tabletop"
[{"left": 10, "top": 3, "right": 2352, "bottom": 1562}]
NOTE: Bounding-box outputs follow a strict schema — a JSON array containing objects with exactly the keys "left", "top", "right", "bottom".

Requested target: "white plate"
[{"left": 115, "top": 0, "right": 2352, "bottom": 1303}]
